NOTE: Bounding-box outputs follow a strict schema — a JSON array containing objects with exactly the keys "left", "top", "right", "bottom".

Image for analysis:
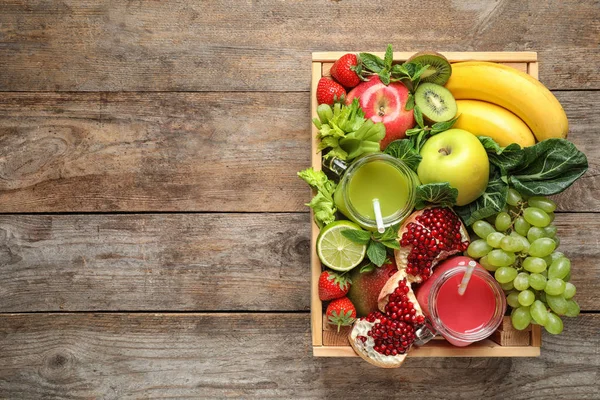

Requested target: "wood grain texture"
[
  {"left": 0, "top": 91, "right": 597, "bottom": 212},
  {"left": 0, "top": 0, "right": 598, "bottom": 91},
  {"left": 0, "top": 92, "right": 310, "bottom": 212},
  {"left": 552, "top": 91, "right": 600, "bottom": 211},
  {"left": 0, "top": 313, "right": 598, "bottom": 399},
  {"left": 0, "top": 213, "right": 597, "bottom": 313},
  {"left": 0, "top": 213, "right": 310, "bottom": 312}
]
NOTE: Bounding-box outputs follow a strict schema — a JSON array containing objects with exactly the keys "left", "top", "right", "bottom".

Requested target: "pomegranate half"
[
  {"left": 349, "top": 269, "right": 425, "bottom": 368},
  {"left": 396, "top": 207, "right": 470, "bottom": 282}
]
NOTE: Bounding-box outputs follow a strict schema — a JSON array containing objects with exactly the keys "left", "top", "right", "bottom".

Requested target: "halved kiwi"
[
  {"left": 407, "top": 51, "right": 452, "bottom": 85},
  {"left": 414, "top": 83, "right": 457, "bottom": 123}
]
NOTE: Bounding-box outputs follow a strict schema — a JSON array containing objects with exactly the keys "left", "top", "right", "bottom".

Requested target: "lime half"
[{"left": 317, "top": 221, "right": 367, "bottom": 271}]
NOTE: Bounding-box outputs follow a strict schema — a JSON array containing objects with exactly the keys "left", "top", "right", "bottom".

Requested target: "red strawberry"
[
  {"left": 316, "top": 77, "right": 346, "bottom": 105},
  {"left": 330, "top": 54, "right": 361, "bottom": 88},
  {"left": 326, "top": 297, "right": 357, "bottom": 332},
  {"left": 319, "top": 270, "right": 351, "bottom": 301}
]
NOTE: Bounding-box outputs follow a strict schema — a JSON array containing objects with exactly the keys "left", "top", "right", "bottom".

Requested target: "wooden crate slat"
[
  {"left": 313, "top": 51, "right": 538, "bottom": 63},
  {"left": 314, "top": 339, "right": 541, "bottom": 358}
]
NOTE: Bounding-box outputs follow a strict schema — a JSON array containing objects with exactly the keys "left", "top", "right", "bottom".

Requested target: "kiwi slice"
[
  {"left": 407, "top": 51, "right": 452, "bottom": 85},
  {"left": 414, "top": 83, "right": 457, "bottom": 123}
]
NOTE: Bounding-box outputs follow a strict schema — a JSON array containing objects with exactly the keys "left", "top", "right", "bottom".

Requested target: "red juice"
[
  {"left": 436, "top": 273, "right": 496, "bottom": 334},
  {"left": 414, "top": 256, "right": 505, "bottom": 347}
]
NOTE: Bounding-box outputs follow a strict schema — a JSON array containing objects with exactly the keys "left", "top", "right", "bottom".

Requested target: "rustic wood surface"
[
  {"left": 0, "top": 314, "right": 598, "bottom": 399},
  {"left": 0, "top": 1, "right": 599, "bottom": 398}
]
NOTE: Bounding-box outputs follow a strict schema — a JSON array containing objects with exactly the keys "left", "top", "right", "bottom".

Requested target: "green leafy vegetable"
[
  {"left": 313, "top": 99, "right": 385, "bottom": 161},
  {"left": 297, "top": 168, "right": 337, "bottom": 228},
  {"left": 455, "top": 165, "right": 508, "bottom": 226},
  {"left": 383, "top": 139, "right": 422, "bottom": 171},
  {"left": 507, "top": 139, "right": 588, "bottom": 196},
  {"left": 478, "top": 136, "right": 523, "bottom": 172},
  {"left": 414, "top": 183, "right": 458, "bottom": 210},
  {"left": 459, "top": 138, "right": 588, "bottom": 226}
]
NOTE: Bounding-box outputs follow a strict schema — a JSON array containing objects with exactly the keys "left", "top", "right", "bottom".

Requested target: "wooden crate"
[{"left": 310, "top": 51, "right": 542, "bottom": 358}]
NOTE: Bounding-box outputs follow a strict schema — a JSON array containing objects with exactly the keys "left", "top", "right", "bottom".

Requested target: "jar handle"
[
  {"left": 322, "top": 157, "right": 348, "bottom": 178},
  {"left": 414, "top": 318, "right": 438, "bottom": 346}
]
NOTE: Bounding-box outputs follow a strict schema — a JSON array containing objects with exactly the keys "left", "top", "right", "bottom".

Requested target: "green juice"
[
  {"left": 348, "top": 161, "right": 409, "bottom": 219},
  {"left": 334, "top": 158, "right": 413, "bottom": 229}
]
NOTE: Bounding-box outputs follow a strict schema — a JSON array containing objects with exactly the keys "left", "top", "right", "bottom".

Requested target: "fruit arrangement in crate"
[{"left": 300, "top": 46, "right": 588, "bottom": 367}]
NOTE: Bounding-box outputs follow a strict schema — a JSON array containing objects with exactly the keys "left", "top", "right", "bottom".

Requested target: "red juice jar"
[{"left": 414, "top": 256, "right": 506, "bottom": 347}]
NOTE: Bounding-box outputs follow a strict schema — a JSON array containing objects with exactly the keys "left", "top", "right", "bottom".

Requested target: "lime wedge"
[{"left": 317, "top": 221, "right": 367, "bottom": 272}]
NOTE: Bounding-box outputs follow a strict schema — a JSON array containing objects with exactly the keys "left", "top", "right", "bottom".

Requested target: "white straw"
[
  {"left": 458, "top": 261, "right": 477, "bottom": 296},
  {"left": 372, "top": 198, "right": 385, "bottom": 233}
]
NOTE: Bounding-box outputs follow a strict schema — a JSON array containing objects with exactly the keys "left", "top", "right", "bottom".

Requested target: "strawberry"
[
  {"left": 330, "top": 54, "right": 361, "bottom": 88},
  {"left": 318, "top": 270, "right": 351, "bottom": 301},
  {"left": 326, "top": 297, "right": 357, "bottom": 332},
  {"left": 316, "top": 77, "right": 346, "bottom": 105}
]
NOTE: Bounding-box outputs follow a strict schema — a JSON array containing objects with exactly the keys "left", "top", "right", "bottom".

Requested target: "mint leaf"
[
  {"left": 412, "top": 63, "right": 431, "bottom": 81},
  {"left": 405, "top": 127, "right": 423, "bottom": 137},
  {"left": 359, "top": 53, "right": 385, "bottom": 73},
  {"left": 373, "top": 223, "right": 400, "bottom": 241},
  {"left": 405, "top": 93, "right": 415, "bottom": 111},
  {"left": 382, "top": 240, "right": 401, "bottom": 250},
  {"left": 341, "top": 229, "right": 371, "bottom": 245},
  {"left": 413, "top": 105, "right": 425, "bottom": 128},
  {"left": 430, "top": 115, "right": 460, "bottom": 134},
  {"left": 392, "top": 63, "right": 410, "bottom": 76},
  {"left": 383, "top": 139, "right": 422, "bottom": 171},
  {"left": 378, "top": 69, "right": 391, "bottom": 85},
  {"left": 366, "top": 241, "right": 387, "bottom": 267},
  {"left": 360, "top": 263, "right": 376, "bottom": 273},
  {"left": 414, "top": 183, "right": 458, "bottom": 210},
  {"left": 411, "top": 130, "right": 429, "bottom": 153},
  {"left": 384, "top": 44, "right": 393, "bottom": 70}
]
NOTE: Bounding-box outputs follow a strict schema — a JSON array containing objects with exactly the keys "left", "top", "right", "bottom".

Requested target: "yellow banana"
[
  {"left": 445, "top": 61, "right": 568, "bottom": 141},
  {"left": 454, "top": 100, "right": 536, "bottom": 147}
]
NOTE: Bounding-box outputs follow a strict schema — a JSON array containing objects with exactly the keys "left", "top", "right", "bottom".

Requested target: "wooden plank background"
[{"left": 0, "top": 0, "right": 599, "bottom": 398}]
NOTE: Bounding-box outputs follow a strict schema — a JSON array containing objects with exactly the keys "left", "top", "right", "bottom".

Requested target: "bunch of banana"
[{"left": 445, "top": 61, "right": 568, "bottom": 146}]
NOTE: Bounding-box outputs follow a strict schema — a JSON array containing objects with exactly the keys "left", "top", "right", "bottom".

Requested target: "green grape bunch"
[{"left": 466, "top": 188, "right": 580, "bottom": 335}]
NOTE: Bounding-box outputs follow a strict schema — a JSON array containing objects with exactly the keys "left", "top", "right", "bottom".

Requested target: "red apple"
[{"left": 346, "top": 76, "right": 415, "bottom": 150}]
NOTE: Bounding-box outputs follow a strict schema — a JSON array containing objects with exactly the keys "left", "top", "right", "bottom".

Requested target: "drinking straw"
[
  {"left": 372, "top": 198, "right": 385, "bottom": 233},
  {"left": 457, "top": 260, "right": 477, "bottom": 296}
]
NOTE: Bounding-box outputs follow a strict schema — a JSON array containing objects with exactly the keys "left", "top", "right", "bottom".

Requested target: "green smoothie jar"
[{"left": 328, "top": 153, "right": 419, "bottom": 231}]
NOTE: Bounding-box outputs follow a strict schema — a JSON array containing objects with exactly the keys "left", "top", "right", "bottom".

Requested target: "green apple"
[{"left": 417, "top": 129, "right": 489, "bottom": 206}]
